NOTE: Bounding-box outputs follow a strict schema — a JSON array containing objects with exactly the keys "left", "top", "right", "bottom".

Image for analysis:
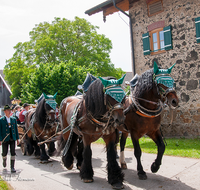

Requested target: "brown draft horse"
[
  {"left": 119, "top": 62, "right": 179, "bottom": 180},
  {"left": 24, "top": 93, "right": 58, "bottom": 161},
  {"left": 58, "top": 77, "right": 126, "bottom": 189}
]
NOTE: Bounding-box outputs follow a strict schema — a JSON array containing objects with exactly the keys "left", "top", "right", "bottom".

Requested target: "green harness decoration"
[
  {"left": 99, "top": 75, "right": 126, "bottom": 103},
  {"left": 153, "top": 61, "right": 176, "bottom": 96},
  {"left": 43, "top": 92, "right": 57, "bottom": 110}
]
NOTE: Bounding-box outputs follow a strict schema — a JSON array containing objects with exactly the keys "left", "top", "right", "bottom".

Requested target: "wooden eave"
[{"left": 85, "top": 0, "right": 136, "bottom": 17}]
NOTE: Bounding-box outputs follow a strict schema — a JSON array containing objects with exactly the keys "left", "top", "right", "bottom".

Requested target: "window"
[
  {"left": 150, "top": 28, "right": 165, "bottom": 54},
  {"left": 147, "top": 0, "right": 163, "bottom": 17},
  {"left": 142, "top": 25, "right": 173, "bottom": 56}
]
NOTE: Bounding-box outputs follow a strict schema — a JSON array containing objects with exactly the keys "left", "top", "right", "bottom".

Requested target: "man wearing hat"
[
  {"left": 19, "top": 103, "right": 30, "bottom": 124},
  {"left": 0, "top": 105, "right": 19, "bottom": 172}
]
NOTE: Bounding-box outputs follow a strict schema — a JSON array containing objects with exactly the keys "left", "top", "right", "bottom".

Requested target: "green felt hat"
[{"left": 3, "top": 105, "right": 11, "bottom": 111}]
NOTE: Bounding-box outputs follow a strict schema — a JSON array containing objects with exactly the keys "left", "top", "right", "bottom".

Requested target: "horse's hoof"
[
  {"left": 82, "top": 178, "right": 93, "bottom": 183},
  {"left": 120, "top": 163, "right": 127, "bottom": 170},
  {"left": 67, "top": 164, "right": 73, "bottom": 170},
  {"left": 112, "top": 182, "right": 124, "bottom": 189},
  {"left": 151, "top": 162, "right": 160, "bottom": 173},
  {"left": 138, "top": 171, "right": 147, "bottom": 180}
]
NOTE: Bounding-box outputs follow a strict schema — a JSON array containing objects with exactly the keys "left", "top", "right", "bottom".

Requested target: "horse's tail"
[{"left": 56, "top": 133, "right": 66, "bottom": 156}]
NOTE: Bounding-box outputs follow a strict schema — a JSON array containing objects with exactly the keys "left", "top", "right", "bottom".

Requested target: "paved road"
[{"left": 0, "top": 143, "right": 199, "bottom": 190}]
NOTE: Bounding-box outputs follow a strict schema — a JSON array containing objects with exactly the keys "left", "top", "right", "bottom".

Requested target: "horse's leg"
[
  {"left": 80, "top": 142, "right": 93, "bottom": 183},
  {"left": 39, "top": 143, "right": 50, "bottom": 161},
  {"left": 33, "top": 140, "right": 40, "bottom": 157},
  {"left": 62, "top": 132, "right": 78, "bottom": 170},
  {"left": 76, "top": 138, "right": 83, "bottom": 170},
  {"left": 26, "top": 137, "right": 34, "bottom": 156},
  {"left": 149, "top": 130, "right": 165, "bottom": 173},
  {"left": 119, "top": 132, "right": 128, "bottom": 169},
  {"left": 48, "top": 142, "right": 56, "bottom": 156},
  {"left": 104, "top": 134, "right": 124, "bottom": 189},
  {"left": 131, "top": 134, "right": 147, "bottom": 180}
]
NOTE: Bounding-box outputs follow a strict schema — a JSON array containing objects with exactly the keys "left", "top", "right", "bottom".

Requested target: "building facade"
[
  {"left": 86, "top": 0, "right": 200, "bottom": 137},
  {"left": 0, "top": 70, "right": 12, "bottom": 116}
]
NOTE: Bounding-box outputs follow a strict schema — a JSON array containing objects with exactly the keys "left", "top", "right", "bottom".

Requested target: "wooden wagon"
[{"left": 17, "top": 124, "right": 27, "bottom": 155}]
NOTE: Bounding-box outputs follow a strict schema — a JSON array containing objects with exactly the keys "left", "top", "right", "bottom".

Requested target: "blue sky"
[{"left": 0, "top": 0, "right": 132, "bottom": 72}]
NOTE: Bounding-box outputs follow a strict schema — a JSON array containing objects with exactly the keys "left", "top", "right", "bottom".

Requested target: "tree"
[
  {"left": 4, "top": 17, "right": 124, "bottom": 99},
  {"left": 21, "top": 61, "right": 96, "bottom": 104}
]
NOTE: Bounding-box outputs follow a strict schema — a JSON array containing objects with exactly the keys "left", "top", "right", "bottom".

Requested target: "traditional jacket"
[{"left": 0, "top": 116, "right": 19, "bottom": 142}]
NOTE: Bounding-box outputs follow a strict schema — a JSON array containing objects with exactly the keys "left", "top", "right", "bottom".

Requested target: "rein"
[{"left": 124, "top": 95, "right": 163, "bottom": 118}]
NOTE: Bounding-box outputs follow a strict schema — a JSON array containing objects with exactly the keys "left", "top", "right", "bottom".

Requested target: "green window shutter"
[
  {"left": 142, "top": 32, "right": 150, "bottom": 55},
  {"left": 164, "top": 25, "right": 172, "bottom": 50},
  {"left": 195, "top": 17, "right": 200, "bottom": 43}
]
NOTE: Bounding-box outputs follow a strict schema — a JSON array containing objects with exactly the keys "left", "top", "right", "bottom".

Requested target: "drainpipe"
[{"left": 112, "top": 0, "right": 135, "bottom": 75}]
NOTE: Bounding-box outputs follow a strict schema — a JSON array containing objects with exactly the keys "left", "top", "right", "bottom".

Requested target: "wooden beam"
[{"left": 103, "top": 0, "right": 129, "bottom": 17}]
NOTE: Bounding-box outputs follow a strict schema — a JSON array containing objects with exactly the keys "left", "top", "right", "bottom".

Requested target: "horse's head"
[
  {"left": 43, "top": 92, "right": 58, "bottom": 122},
  {"left": 153, "top": 62, "right": 179, "bottom": 109},
  {"left": 99, "top": 75, "right": 126, "bottom": 126}
]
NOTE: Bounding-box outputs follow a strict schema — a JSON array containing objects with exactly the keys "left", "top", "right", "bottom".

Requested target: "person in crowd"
[
  {"left": 19, "top": 103, "right": 30, "bottom": 124},
  {"left": 13, "top": 105, "right": 21, "bottom": 124},
  {"left": 0, "top": 105, "right": 19, "bottom": 173}
]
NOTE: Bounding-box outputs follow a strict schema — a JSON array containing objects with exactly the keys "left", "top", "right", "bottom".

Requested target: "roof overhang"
[
  {"left": 0, "top": 74, "right": 12, "bottom": 95},
  {"left": 85, "top": 0, "right": 130, "bottom": 18}
]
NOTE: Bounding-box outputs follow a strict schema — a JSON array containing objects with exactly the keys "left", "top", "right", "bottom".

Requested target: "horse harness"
[
  {"left": 124, "top": 95, "right": 163, "bottom": 118},
  {"left": 61, "top": 100, "right": 124, "bottom": 156}
]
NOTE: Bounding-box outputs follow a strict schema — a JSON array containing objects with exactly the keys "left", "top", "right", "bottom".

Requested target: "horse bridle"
[{"left": 124, "top": 74, "right": 176, "bottom": 118}]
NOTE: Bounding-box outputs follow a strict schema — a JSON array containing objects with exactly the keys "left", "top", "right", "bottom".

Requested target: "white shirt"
[
  {"left": 6, "top": 116, "right": 11, "bottom": 128},
  {"left": 16, "top": 111, "right": 20, "bottom": 118},
  {"left": 22, "top": 110, "right": 27, "bottom": 116}
]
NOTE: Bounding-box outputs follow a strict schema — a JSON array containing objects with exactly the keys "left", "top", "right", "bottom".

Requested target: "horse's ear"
[
  {"left": 167, "top": 63, "right": 176, "bottom": 74},
  {"left": 99, "top": 76, "right": 108, "bottom": 87},
  {"left": 117, "top": 74, "right": 126, "bottom": 85},
  {"left": 53, "top": 92, "right": 58, "bottom": 99},
  {"left": 153, "top": 61, "right": 159, "bottom": 74},
  {"left": 43, "top": 92, "right": 49, "bottom": 99}
]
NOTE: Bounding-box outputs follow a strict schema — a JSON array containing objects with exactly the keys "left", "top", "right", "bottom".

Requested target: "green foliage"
[
  {"left": 21, "top": 61, "right": 96, "bottom": 104},
  {"left": 4, "top": 17, "right": 124, "bottom": 99}
]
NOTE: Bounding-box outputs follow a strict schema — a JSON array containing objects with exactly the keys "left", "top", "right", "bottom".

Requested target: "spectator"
[{"left": 19, "top": 103, "right": 30, "bottom": 124}]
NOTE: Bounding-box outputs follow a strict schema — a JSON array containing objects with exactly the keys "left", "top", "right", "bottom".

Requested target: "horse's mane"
[
  {"left": 84, "top": 78, "right": 106, "bottom": 118},
  {"left": 35, "top": 98, "right": 47, "bottom": 128},
  {"left": 134, "top": 68, "right": 155, "bottom": 97}
]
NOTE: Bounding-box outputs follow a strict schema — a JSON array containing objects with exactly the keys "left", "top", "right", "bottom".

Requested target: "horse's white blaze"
[{"left": 119, "top": 151, "right": 125, "bottom": 164}]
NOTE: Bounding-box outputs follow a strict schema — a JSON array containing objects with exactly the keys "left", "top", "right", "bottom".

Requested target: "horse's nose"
[
  {"left": 171, "top": 98, "right": 179, "bottom": 108},
  {"left": 115, "top": 115, "right": 126, "bottom": 125}
]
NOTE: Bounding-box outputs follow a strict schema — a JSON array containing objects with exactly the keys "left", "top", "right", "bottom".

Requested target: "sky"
[{"left": 0, "top": 0, "right": 132, "bottom": 72}]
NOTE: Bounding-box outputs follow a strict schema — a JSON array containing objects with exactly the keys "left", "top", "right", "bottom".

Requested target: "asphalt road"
[{"left": 0, "top": 143, "right": 199, "bottom": 190}]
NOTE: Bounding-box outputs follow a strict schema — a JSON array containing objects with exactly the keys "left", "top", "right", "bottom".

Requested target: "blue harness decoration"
[
  {"left": 155, "top": 76, "right": 174, "bottom": 89},
  {"left": 99, "top": 75, "right": 126, "bottom": 103},
  {"left": 153, "top": 62, "right": 176, "bottom": 97},
  {"left": 43, "top": 92, "right": 58, "bottom": 110}
]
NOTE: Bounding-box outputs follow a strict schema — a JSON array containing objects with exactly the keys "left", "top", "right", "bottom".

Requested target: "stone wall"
[{"left": 130, "top": 0, "right": 200, "bottom": 137}]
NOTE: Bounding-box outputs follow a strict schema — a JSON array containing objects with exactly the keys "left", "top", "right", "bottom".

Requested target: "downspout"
[{"left": 112, "top": 0, "right": 135, "bottom": 75}]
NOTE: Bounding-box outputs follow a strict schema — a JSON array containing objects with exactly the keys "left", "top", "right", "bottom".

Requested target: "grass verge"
[
  {"left": 95, "top": 137, "right": 200, "bottom": 159},
  {"left": 0, "top": 176, "right": 13, "bottom": 190}
]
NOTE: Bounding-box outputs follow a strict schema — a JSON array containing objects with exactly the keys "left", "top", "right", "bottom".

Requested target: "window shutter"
[
  {"left": 164, "top": 25, "right": 172, "bottom": 50},
  {"left": 142, "top": 32, "right": 150, "bottom": 55},
  {"left": 195, "top": 17, "right": 200, "bottom": 43}
]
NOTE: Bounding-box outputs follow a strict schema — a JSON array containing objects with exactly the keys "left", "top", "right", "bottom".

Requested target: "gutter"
[{"left": 112, "top": 0, "right": 135, "bottom": 75}]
